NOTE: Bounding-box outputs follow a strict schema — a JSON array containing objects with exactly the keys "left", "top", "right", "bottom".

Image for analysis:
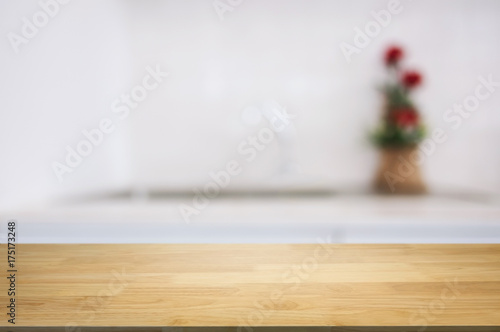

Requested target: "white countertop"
[{"left": 3, "top": 194, "right": 500, "bottom": 244}]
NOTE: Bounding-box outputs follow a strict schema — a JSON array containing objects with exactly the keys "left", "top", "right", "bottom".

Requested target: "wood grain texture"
[{"left": 0, "top": 244, "right": 499, "bottom": 328}]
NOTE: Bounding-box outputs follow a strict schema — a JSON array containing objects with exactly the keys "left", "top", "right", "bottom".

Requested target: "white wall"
[
  {"left": 0, "top": 0, "right": 133, "bottom": 210},
  {"left": 1, "top": 0, "right": 499, "bottom": 211},
  {"left": 123, "top": 0, "right": 500, "bottom": 193}
]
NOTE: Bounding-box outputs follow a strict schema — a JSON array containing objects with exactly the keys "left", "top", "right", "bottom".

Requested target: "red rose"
[
  {"left": 385, "top": 46, "right": 403, "bottom": 65},
  {"left": 391, "top": 108, "right": 419, "bottom": 127},
  {"left": 402, "top": 71, "right": 422, "bottom": 88}
]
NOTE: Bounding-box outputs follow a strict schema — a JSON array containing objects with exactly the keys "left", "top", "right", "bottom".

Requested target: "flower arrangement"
[{"left": 372, "top": 46, "right": 425, "bottom": 147}]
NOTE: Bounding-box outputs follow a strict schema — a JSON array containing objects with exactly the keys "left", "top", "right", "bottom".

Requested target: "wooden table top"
[{"left": 1, "top": 244, "right": 499, "bottom": 331}]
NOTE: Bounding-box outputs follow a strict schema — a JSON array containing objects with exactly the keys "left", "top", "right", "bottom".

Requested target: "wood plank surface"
[{"left": 0, "top": 244, "right": 499, "bottom": 329}]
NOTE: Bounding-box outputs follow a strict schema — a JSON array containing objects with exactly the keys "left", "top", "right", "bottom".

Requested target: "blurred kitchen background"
[{"left": 0, "top": 0, "right": 499, "bottom": 243}]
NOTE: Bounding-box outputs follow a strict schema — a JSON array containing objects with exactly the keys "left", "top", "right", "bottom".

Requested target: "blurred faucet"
[{"left": 260, "top": 100, "right": 301, "bottom": 176}]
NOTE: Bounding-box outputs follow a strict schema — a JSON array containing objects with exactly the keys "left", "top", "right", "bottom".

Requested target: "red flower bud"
[
  {"left": 402, "top": 71, "right": 422, "bottom": 88},
  {"left": 391, "top": 108, "right": 419, "bottom": 127},
  {"left": 385, "top": 46, "right": 403, "bottom": 65}
]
